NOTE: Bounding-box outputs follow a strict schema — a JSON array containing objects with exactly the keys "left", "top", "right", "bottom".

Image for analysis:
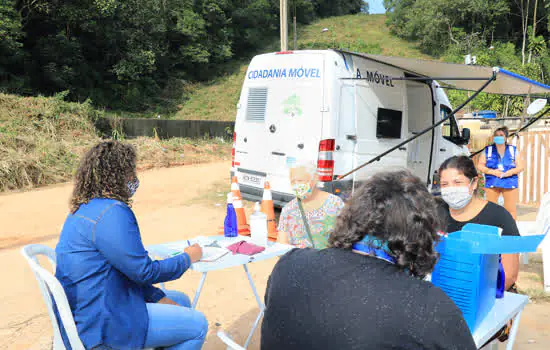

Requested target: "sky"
[{"left": 367, "top": 0, "right": 385, "bottom": 14}]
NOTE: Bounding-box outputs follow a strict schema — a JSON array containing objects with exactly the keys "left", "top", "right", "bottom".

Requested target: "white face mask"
[{"left": 441, "top": 184, "right": 473, "bottom": 210}]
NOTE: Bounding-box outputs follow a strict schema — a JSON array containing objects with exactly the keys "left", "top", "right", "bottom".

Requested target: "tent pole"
[
  {"left": 337, "top": 73, "right": 497, "bottom": 181},
  {"left": 341, "top": 76, "right": 493, "bottom": 81}
]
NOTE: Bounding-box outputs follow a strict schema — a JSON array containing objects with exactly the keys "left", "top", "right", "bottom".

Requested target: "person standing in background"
[{"left": 477, "top": 126, "right": 524, "bottom": 219}]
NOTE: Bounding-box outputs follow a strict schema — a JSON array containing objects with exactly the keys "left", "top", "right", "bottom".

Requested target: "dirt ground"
[{"left": 0, "top": 161, "right": 549, "bottom": 349}]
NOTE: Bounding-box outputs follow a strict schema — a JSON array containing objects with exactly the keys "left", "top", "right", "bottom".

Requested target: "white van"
[{"left": 231, "top": 50, "right": 470, "bottom": 206}]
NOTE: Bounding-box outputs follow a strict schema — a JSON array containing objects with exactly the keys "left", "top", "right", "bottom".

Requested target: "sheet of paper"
[
  {"left": 200, "top": 247, "right": 229, "bottom": 262},
  {"left": 162, "top": 239, "right": 230, "bottom": 262}
]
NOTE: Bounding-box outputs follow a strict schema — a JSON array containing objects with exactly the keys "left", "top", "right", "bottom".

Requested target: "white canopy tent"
[
  {"left": 334, "top": 50, "right": 550, "bottom": 180},
  {"left": 339, "top": 51, "right": 550, "bottom": 96}
]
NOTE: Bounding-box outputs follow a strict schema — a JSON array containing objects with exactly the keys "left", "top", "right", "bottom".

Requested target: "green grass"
[
  {"left": 174, "top": 14, "right": 430, "bottom": 121},
  {"left": 518, "top": 288, "right": 550, "bottom": 303},
  {"left": 296, "top": 14, "right": 428, "bottom": 58},
  {"left": 0, "top": 93, "right": 231, "bottom": 192}
]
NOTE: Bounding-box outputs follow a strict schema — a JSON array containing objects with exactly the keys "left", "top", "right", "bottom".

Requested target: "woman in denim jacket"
[{"left": 55, "top": 141, "right": 207, "bottom": 350}]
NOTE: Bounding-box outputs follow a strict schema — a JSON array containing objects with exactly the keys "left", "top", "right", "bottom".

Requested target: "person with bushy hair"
[
  {"left": 55, "top": 141, "right": 207, "bottom": 350},
  {"left": 261, "top": 170, "right": 475, "bottom": 350}
]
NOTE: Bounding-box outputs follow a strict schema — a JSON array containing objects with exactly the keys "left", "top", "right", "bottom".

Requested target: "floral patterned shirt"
[{"left": 278, "top": 194, "right": 345, "bottom": 249}]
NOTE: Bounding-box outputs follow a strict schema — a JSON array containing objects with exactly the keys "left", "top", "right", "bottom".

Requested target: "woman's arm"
[
  {"left": 277, "top": 231, "right": 290, "bottom": 244},
  {"left": 503, "top": 149, "right": 524, "bottom": 177},
  {"left": 143, "top": 285, "right": 166, "bottom": 303},
  {"left": 277, "top": 206, "right": 293, "bottom": 245},
  {"left": 477, "top": 151, "right": 502, "bottom": 177},
  {"left": 94, "top": 204, "right": 191, "bottom": 286},
  {"left": 499, "top": 207, "right": 520, "bottom": 289},
  {"left": 502, "top": 254, "right": 519, "bottom": 290}
]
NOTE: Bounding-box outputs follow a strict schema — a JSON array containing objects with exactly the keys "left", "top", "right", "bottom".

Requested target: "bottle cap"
[
  {"left": 254, "top": 202, "right": 261, "bottom": 212},
  {"left": 227, "top": 193, "right": 234, "bottom": 204}
]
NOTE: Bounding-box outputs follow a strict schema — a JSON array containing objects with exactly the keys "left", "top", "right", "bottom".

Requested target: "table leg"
[
  {"left": 505, "top": 310, "right": 523, "bottom": 350},
  {"left": 192, "top": 272, "right": 208, "bottom": 309},
  {"left": 243, "top": 264, "right": 265, "bottom": 348}
]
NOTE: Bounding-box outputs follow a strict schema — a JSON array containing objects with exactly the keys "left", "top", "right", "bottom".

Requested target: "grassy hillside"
[
  {"left": 175, "top": 14, "right": 430, "bottom": 121},
  {"left": 0, "top": 94, "right": 230, "bottom": 192},
  {"left": 0, "top": 14, "right": 425, "bottom": 191}
]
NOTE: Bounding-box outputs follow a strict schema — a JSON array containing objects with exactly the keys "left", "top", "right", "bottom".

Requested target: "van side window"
[
  {"left": 376, "top": 108, "right": 403, "bottom": 139},
  {"left": 246, "top": 87, "right": 268, "bottom": 122},
  {"left": 440, "top": 106, "right": 461, "bottom": 143}
]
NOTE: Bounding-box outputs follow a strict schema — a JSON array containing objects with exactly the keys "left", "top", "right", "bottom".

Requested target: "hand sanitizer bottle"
[
  {"left": 224, "top": 193, "right": 238, "bottom": 237},
  {"left": 250, "top": 202, "right": 268, "bottom": 247}
]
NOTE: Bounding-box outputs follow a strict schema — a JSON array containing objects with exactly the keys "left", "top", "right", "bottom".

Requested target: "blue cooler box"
[{"left": 432, "top": 224, "right": 545, "bottom": 331}]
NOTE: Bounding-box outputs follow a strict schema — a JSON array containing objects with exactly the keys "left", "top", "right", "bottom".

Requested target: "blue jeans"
[{"left": 144, "top": 290, "right": 208, "bottom": 350}]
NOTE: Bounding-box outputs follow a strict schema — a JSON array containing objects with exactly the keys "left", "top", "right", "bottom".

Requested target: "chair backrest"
[
  {"left": 21, "top": 244, "right": 85, "bottom": 350},
  {"left": 537, "top": 192, "right": 550, "bottom": 236}
]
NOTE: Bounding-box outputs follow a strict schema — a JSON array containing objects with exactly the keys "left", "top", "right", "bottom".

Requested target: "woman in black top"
[
  {"left": 438, "top": 156, "right": 519, "bottom": 291},
  {"left": 261, "top": 170, "right": 476, "bottom": 350}
]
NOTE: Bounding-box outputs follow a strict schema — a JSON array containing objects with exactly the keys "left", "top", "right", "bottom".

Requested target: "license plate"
[{"left": 238, "top": 173, "right": 265, "bottom": 187}]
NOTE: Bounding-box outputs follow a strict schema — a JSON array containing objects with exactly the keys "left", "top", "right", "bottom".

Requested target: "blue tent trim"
[{"left": 498, "top": 68, "right": 550, "bottom": 91}]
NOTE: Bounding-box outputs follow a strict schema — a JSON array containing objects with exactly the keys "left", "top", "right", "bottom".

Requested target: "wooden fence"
[
  {"left": 471, "top": 130, "right": 550, "bottom": 206},
  {"left": 518, "top": 131, "right": 550, "bottom": 205}
]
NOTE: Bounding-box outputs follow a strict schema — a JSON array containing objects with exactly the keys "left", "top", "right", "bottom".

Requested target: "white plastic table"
[
  {"left": 472, "top": 292, "right": 529, "bottom": 349},
  {"left": 147, "top": 236, "right": 293, "bottom": 348}
]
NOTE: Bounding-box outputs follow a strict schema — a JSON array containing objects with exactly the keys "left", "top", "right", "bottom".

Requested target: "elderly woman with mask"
[{"left": 277, "top": 162, "right": 345, "bottom": 249}]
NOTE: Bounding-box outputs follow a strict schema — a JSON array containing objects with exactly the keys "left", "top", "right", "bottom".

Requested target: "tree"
[
  {"left": 0, "top": 0, "right": 25, "bottom": 90},
  {"left": 1, "top": 0, "right": 365, "bottom": 110}
]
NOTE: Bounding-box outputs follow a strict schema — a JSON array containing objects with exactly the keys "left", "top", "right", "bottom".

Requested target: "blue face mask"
[
  {"left": 128, "top": 178, "right": 140, "bottom": 197},
  {"left": 494, "top": 136, "right": 506, "bottom": 145}
]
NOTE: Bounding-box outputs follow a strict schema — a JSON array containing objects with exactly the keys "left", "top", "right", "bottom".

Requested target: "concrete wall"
[{"left": 95, "top": 118, "right": 235, "bottom": 139}]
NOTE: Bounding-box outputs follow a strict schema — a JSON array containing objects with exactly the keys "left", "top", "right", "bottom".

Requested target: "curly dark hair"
[
  {"left": 329, "top": 170, "right": 442, "bottom": 278},
  {"left": 70, "top": 141, "right": 137, "bottom": 213}
]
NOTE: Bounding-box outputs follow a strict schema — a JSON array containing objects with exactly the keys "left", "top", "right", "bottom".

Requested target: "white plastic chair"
[
  {"left": 217, "top": 330, "right": 247, "bottom": 350},
  {"left": 516, "top": 220, "right": 537, "bottom": 264},
  {"left": 21, "top": 244, "right": 85, "bottom": 350},
  {"left": 21, "top": 244, "right": 154, "bottom": 350}
]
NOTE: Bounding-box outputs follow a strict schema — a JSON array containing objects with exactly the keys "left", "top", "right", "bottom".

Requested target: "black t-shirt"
[
  {"left": 446, "top": 201, "right": 520, "bottom": 236},
  {"left": 261, "top": 248, "right": 476, "bottom": 350}
]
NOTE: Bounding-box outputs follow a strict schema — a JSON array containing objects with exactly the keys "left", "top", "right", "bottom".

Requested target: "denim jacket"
[{"left": 55, "top": 198, "right": 191, "bottom": 349}]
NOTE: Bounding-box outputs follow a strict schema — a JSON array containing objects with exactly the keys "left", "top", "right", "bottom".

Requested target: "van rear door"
[
  {"left": 351, "top": 65, "right": 407, "bottom": 189},
  {"left": 234, "top": 52, "right": 325, "bottom": 194}
]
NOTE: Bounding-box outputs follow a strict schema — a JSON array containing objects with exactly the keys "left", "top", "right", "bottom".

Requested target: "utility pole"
[
  {"left": 293, "top": 11, "right": 297, "bottom": 50},
  {"left": 280, "top": 0, "right": 288, "bottom": 51}
]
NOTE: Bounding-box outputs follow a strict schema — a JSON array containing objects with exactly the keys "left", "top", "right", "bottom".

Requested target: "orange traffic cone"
[
  {"left": 231, "top": 176, "right": 242, "bottom": 201},
  {"left": 233, "top": 195, "right": 250, "bottom": 236},
  {"left": 261, "top": 181, "right": 278, "bottom": 241}
]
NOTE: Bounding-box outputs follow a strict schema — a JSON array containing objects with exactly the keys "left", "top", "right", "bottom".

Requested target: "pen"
[{"left": 187, "top": 240, "right": 191, "bottom": 247}]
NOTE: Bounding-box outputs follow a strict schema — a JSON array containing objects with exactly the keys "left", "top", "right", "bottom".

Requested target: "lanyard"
[{"left": 351, "top": 242, "right": 397, "bottom": 264}]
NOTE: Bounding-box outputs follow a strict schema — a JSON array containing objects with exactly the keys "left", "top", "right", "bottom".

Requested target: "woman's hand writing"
[{"left": 184, "top": 244, "right": 203, "bottom": 263}]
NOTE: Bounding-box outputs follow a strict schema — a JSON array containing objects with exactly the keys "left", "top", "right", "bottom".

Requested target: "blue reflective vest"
[{"left": 484, "top": 144, "right": 519, "bottom": 189}]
